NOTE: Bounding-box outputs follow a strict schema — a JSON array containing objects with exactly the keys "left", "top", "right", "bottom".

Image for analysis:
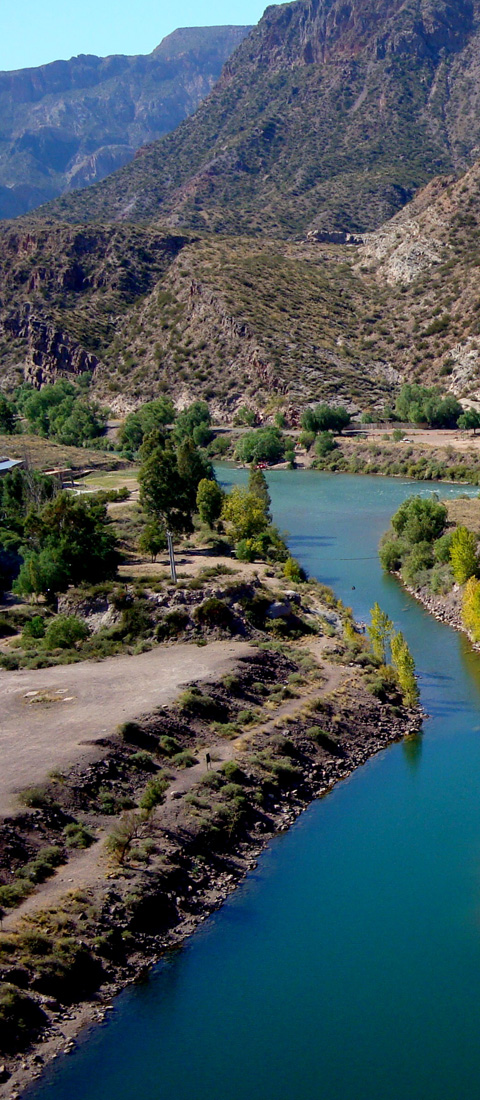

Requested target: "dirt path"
[
  {"left": 2, "top": 645, "right": 353, "bottom": 932},
  {"left": 0, "top": 640, "right": 255, "bottom": 819}
]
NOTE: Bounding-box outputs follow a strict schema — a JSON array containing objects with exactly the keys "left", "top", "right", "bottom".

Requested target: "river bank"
[{"left": 0, "top": 622, "right": 422, "bottom": 1098}]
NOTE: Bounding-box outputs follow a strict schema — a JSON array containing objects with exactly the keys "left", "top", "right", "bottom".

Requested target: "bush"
[
  {"left": 429, "top": 563, "right": 454, "bottom": 595},
  {"left": 194, "top": 598, "right": 233, "bottom": 630},
  {"left": 156, "top": 609, "right": 189, "bottom": 639},
  {"left": 158, "top": 735, "right": 181, "bottom": 756},
  {"left": 171, "top": 750, "right": 197, "bottom": 768},
  {"left": 401, "top": 541, "right": 435, "bottom": 585},
  {"left": 220, "top": 761, "right": 247, "bottom": 783},
  {"left": 22, "top": 614, "right": 46, "bottom": 640},
  {"left": 0, "top": 984, "right": 47, "bottom": 1052},
  {"left": 18, "top": 786, "right": 51, "bottom": 809},
  {"left": 178, "top": 690, "right": 227, "bottom": 720},
  {"left": 235, "top": 538, "right": 257, "bottom": 562},
  {"left": 307, "top": 726, "right": 342, "bottom": 754},
  {"left": 129, "top": 751, "right": 156, "bottom": 771},
  {"left": 315, "top": 431, "right": 338, "bottom": 457},
  {"left": 433, "top": 531, "right": 454, "bottom": 564},
  {"left": 28, "top": 938, "right": 103, "bottom": 1001},
  {"left": 264, "top": 756, "right": 302, "bottom": 786},
  {"left": 63, "top": 823, "right": 94, "bottom": 848},
  {"left": 283, "top": 556, "right": 306, "bottom": 582},
  {"left": 117, "top": 601, "right": 152, "bottom": 643},
  {"left": 139, "top": 775, "right": 169, "bottom": 813},
  {"left": 0, "top": 880, "right": 32, "bottom": 908},
  {"left": 16, "top": 846, "right": 64, "bottom": 884},
  {"left": 43, "top": 615, "right": 90, "bottom": 650}
]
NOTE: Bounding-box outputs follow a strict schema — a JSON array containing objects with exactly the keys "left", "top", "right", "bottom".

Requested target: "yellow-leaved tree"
[
  {"left": 450, "top": 525, "right": 478, "bottom": 585},
  {"left": 462, "top": 576, "right": 480, "bottom": 642},
  {"left": 390, "top": 630, "right": 419, "bottom": 707}
]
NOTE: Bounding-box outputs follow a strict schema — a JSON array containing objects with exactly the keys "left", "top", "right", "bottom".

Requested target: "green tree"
[
  {"left": 13, "top": 549, "right": 68, "bottom": 599},
  {"left": 139, "top": 446, "right": 193, "bottom": 536},
  {"left": 391, "top": 631, "right": 419, "bottom": 706},
  {"left": 176, "top": 438, "right": 213, "bottom": 510},
  {"left": 118, "top": 397, "right": 175, "bottom": 453},
  {"left": 248, "top": 465, "right": 271, "bottom": 518},
  {"left": 458, "top": 409, "right": 480, "bottom": 435},
  {"left": 16, "top": 492, "right": 118, "bottom": 595},
  {"left": 391, "top": 495, "right": 447, "bottom": 544},
  {"left": 301, "top": 404, "right": 351, "bottom": 434},
  {"left": 234, "top": 427, "right": 285, "bottom": 465},
  {"left": 221, "top": 487, "right": 270, "bottom": 542},
  {"left": 174, "top": 400, "right": 211, "bottom": 443},
  {"left": 450, "top": 526, "right": 478, "bottom": 585},
  {"left": 367, "top": 602, "right": 393, "bottom": 663},
  {"left": 0, "top": 468, "right": 57, "bottom": 534},
  {"left": 395, "top": 384, "right": 462, "bottom": 428},
  {"left": 196, "top": 479, "right": 224, "bottom": 528},
  {"left": 314, "top": 404, "right": 351, "bottom": 433},
  {"left": 138, "top": 521, "right": 167, "bottom": 561},
  {"left": 17, "top": 380, "right": 107, "bottom": 445},
  {"left": 0, "top": 394, "right": 16, "bottom": 434}
]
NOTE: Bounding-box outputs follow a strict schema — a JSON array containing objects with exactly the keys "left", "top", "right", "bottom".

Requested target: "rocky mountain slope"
[
  {"left": 33, "top": 0, "right": 480, "bottom": 237},
  {"left": 0, "top": 26, "right": 250, "bottom": 220},
  {"left": 3, "top": 158, "right": 480, "bottom": 417},
  {"left": 2, "top": 1, "right": 480, "bottom": 414}
]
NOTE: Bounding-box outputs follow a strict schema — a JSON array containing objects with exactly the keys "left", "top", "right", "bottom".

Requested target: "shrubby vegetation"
[
  {"left": 380, "top": 496, "right": 480, "bottom": 642},
  {"left": 6, "top": 378, "right": 109, "bottom": 447},
  {"left": 300, "top": 403, "right": 351, "bottom": 434},
  {"left": 117, "top": 396, "right": 175, "bottom": 454},
  {"left": 234, "top": 427, "right": 285, "bottom": 465},
  {"left": 394, "top": 384, "right": 463, "bottom": 429}
]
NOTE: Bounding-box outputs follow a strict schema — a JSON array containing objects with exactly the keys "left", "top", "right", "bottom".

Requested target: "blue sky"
[{"left": 2, "top": 0, "right": 267, "bottom": 72}]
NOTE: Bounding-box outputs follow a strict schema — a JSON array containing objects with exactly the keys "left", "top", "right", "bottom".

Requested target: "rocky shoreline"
[{"left": 401, "top": 578, "right": 479, "bottom": 647}]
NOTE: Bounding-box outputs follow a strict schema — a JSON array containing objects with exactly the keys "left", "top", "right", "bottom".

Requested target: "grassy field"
[{"left": 0, "top": 434, "right": 130, "bottom": 473}]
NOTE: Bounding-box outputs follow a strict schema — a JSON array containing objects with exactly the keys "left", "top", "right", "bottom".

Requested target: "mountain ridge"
[
  {"left": 29, "top": 0, "right": 480, "bottom": 237},
  {"left": 0, "top": 26, "right": 251, "bottom": 220}
]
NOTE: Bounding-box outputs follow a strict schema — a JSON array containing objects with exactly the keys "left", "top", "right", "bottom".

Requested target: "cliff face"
[
  {"left": 0, "top": 26, "right": 251, "bottom": 219},
  {"left": 33, "top": 0, "right": 480, "bottom": 236}
]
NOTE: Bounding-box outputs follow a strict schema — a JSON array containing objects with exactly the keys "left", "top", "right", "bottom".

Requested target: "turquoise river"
[{"left": 29, "top": 470, "right": 480, "bottom": 1100}]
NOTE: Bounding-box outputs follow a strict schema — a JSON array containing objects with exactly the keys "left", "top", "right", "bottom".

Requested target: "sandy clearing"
[
  {"left": 0, "top": 640, "right": 254, "bottom": 818},
  {"left": 2, "top": 643, "right": 350, "bottom": 931}
]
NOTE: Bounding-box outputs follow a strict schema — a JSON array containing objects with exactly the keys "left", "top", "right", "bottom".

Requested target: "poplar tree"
[
  {"left": 450, "top": 525, "right": 478, "bottom": 585},
  {"left": 462, "top": 576, "right": 480, "bottom": 642},
  {"left": 391, "top": 630, "right": 419, "bottom": 707},
  {"left": 248, "top": 465, "right": 272, "bottom": 519},
  {"left": 367, "top": 602, "right": 393, "bottom": 664}
]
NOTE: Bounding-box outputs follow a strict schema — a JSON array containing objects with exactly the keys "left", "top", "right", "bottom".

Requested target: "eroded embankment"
[{"left": 0, "top": 638, "right": 422, "bottom": 1098}]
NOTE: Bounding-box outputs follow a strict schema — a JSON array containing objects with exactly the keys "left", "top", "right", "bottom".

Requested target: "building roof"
[{"left": 0, "top": 458, "right": 22, "bottom": 474}]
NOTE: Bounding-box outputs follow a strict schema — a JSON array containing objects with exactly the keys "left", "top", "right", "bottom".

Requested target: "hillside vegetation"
[
  {"left": 0, "top": 26, "right": 250, "bottom": 219},
  {"left": 29, "top": 0, "right": 480, "bottom": 236},
  {"left": 3, "top": 2, "right": 480, "bottom": 414}
]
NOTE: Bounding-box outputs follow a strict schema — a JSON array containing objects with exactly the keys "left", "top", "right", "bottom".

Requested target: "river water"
[{"left": 30, "top": 471, "right": 480, "bottom": 1100}]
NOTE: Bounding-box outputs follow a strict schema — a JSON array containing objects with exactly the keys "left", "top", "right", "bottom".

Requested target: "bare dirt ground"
[
  {"left": 2, "top": 637, "right": 348, "bottom": 933},
  {"left": 355, "top": 426, "right": 480, "bottom": 453},
  {"left": 118, "top": 548, "right": 272, "bottom": 582},
  {"left": 0, "top": 639, "right": 254, "bottom": 818}
]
